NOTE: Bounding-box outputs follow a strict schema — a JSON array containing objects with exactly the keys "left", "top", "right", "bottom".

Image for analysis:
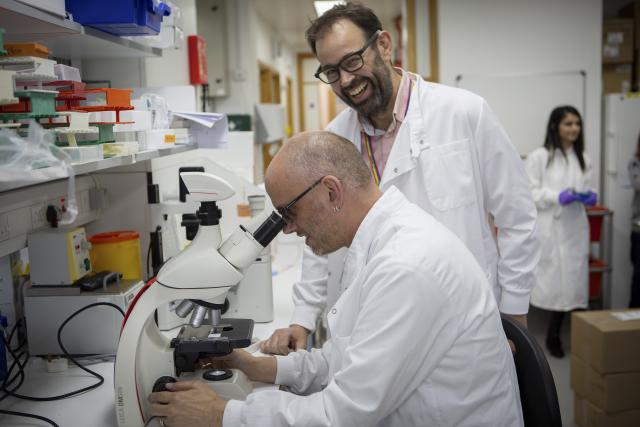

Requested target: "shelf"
[
  {"left": 72, "top": 153, "right": 136, "bottom": 175},
  {"left": 135, "top": 144, "right": 192, "bottom": 162},
  {"left": 0, "top": 144, "right": 196, "bottom": 193},
  {"left": 0, "top": 0, "right": 162, "bottom": 59},
  {"left": 0, "top": 0, "right": 80, "bottom": 36},
  {"left": 589, "top": 266, "right": 612, "bottom": 273}
]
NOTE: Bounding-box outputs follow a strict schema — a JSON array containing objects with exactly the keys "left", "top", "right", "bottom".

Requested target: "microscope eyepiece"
[{"left": 252, "top": 212, "right": 285, "bottom": 247}]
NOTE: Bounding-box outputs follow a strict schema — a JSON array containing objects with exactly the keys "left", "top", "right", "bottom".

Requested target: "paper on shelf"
[{"left": 172, "top": 111, "right": 228, "bottom": 149}]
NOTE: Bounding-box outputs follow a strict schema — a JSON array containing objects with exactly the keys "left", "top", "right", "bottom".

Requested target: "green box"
[
  {"left": 0, "top": 28, "right": 6, "bottom": 56},
  {"left": 227, "top": 114, "right": 251, "bottom": 131},
  {"left": 14, "top": 91, "right": 58, "bottom": 116}
]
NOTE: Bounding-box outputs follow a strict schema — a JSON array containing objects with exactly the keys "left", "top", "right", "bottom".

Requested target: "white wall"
[
  {"left": 437, "top": 0, "right": 603, "bottom": 188},
  {"left": 213, "top": 0, "right": 297, "bottom": 119},
  {"left": 145, "top": 0, "right": 198, "bottom": 87},
  {"left": 212, "top": 0, "right": 260, "bottom": 115}
]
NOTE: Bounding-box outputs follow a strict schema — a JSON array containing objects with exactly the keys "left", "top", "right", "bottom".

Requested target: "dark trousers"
[
  {"left": 547, "top": 311, "right": 565, "bottom": 340},
  {"left": 630, "top": 232, "right": 640, "bottom": 307}
]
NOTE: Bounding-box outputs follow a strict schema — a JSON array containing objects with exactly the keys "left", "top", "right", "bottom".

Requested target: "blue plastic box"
[{"left": 66, "top": 0, "right": 171, "bottom": 36}]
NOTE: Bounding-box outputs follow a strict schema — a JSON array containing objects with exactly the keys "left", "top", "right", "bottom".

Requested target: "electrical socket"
[
  {"left": 30, "top": 203, "right": 47, "bottom": 229},
  {"left": 0, "top": 212, "right": 9, "bottom": 242}
]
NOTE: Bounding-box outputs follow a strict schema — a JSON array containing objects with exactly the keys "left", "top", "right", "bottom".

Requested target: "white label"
[
  {"left": 611, "top": 310, "right": 640, "bottom": 321},
  {"left": 607, "top": 31, "right": 624, "bottom": 44},
  {"left": 603, "top": 44, "right": 620, "bottom": 58}
]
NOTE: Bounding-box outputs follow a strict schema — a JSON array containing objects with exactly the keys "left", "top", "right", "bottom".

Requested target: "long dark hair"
[{"left": 543, "top": 106, "right": 586, "bottom": 171}]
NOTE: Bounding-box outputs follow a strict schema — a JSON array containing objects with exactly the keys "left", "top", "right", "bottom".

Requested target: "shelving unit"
[
  {"left": 587, "top": 206, "right": 614, "bottom": 309},
  {"left": 0, "top": 0, "right": 162, "bottom": 59},
  {"left": 0, "top": 0, "right": 189, "bottom": 194},
  {"left": 0, "top": 145, "right": 195, "bottom": 193}
]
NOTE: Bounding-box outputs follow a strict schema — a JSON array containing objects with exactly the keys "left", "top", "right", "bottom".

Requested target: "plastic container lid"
[{"left": 89, "top": 230, "right": 139, "bottom": 244}]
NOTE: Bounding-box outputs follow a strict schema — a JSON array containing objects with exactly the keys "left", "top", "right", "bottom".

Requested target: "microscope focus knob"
[{"left": 152, "top": 376, "right": 177, "bottom": 393}]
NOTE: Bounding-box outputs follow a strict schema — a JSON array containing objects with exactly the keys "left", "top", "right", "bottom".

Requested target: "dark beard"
[{"left": 337, "top": 52, "right": 393, "bottom": 120}]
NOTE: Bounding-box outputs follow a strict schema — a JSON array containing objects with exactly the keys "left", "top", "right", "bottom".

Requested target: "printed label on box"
[
  {"left": 603, "top": 44, "right": 620, "bottom": 58},
  {"left": 164, "top": 134, "right": 176, "bottom": 143},
  {"left": 607, "top": 31, "right": 624, "bottom": 44}
]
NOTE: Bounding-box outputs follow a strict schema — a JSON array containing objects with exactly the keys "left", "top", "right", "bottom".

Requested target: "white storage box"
[
  {"left": 89, "top": 111, "right": 117, "bottom": 122},
  {"left": 60, "top": 145, "right": 104, "bottom": 163},
  {"left": 137, "top": 129, "right": 177, "bottom": 150},
  {"left": 53, "top": 64, "right": 81, "bottom": 82},
  {"left": 0, "top": 69, "right": 17, "bottom": 105},
  {"left": 113, "top": 110, "right": 152, "bottom": 132},
  {"left": 0, "top": 56, "right": 57, "bottom": 80}
]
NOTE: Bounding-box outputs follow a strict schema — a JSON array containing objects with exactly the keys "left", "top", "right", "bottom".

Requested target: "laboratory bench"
[{"left": 0, "top": 236, "right": 303, "bottom": 427}]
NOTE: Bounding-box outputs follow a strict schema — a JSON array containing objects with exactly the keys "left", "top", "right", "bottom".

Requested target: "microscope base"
[{"left": 179, "top": 368, "right": 253, "bottom": 400}]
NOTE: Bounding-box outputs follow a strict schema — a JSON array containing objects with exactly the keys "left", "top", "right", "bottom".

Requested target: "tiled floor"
[{"left": 528, "top": 306, "right": 578, "bottom": 427}]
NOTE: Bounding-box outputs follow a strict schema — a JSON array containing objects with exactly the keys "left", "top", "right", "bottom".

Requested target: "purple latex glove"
[
  {"left": 582, "top": 190, "right": 597, "bottom": 207},
  {"left": 558, "top": 189, "right": 578, "bottom": 205}
]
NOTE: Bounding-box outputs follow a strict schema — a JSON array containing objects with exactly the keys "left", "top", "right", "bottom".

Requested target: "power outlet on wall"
[{"left": 30, "top": 203, "right": 48, "bottom": 230}]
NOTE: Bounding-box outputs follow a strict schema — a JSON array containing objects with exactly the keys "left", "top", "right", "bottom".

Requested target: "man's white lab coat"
[
  {"left": 525, "top": 147, "right": 592, "bottom": 310},
  {"left": 223, "top": 188, "right": 523, "bottom": 427},
  {"left": 291, "top": 76, "right": 539, "bottom": 332}
]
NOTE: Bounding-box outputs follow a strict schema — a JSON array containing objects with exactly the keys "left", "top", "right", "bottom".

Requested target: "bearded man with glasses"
[{"left": 261, "top": 2, "right": 539, "bottom": 355}]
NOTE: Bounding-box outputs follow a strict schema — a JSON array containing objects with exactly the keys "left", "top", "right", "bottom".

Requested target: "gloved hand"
[
  {"left": 558, "top": 189, "right": 578, "bottom": 205},
  {"left": 579, "top": 190, "right": 597, "bottom": 207}
]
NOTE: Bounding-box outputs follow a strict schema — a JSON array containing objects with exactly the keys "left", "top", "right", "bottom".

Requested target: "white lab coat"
[
  {"left": 525, "top": 147, "right": 592, "bottom": 311},
  {"left": 224, "top": 188, "right": 523, "bottom": 427},
  {"left": 290, "top": 76, "right": 539, "bottom": 332}
]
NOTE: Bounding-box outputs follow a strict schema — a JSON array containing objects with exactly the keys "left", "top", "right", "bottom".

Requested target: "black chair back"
[{"left": 502, "top": 315, "right": 562, "bottom": 427}]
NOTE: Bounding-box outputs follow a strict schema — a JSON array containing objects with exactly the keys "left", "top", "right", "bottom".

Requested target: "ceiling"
[{"left": 253, "top": 0, "right": 403, "bottom": 52}]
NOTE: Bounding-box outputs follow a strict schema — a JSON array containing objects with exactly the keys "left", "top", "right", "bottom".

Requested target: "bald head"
[
  {"left": 266, "top": 130, "right": 372, "bottom": 192},
  {"left": 266, "top": 131, "right": 381, "bottom": 253}
]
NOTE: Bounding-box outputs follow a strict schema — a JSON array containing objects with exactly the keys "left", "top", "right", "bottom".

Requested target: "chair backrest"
[{"left": 501, "top": 315, "right": 562, "bottom": 427}]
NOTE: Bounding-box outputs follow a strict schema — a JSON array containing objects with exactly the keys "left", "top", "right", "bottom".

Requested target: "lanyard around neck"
[{"left": 361, "top": 78, "right": 414, "bottom": 187}]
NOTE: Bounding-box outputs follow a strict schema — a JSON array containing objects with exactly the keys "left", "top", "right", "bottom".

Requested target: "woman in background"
[
  {"left": 525, "top": 106, "right": 597, "bottom": 358},
  {"left": 628, "top": 133, "right": 640, "bottom": 308}
]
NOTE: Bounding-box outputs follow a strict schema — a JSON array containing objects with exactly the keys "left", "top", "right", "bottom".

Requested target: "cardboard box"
[
  {"left": 603, "top": 63, "right": 632, "bottom": 94},
  {"left": 571, "top": 310, "right": 640, "bottom": 374},
  {"left": 619, "top": 0, "right": 640, "bottom": 48},
  {"left": 571, "top": 355, "right": 640, "bottom": 412},
  {"left": 619, "top": 1, "right": 640, "bottom": 90},
  {"left": 574, "top": 394, "right": 640, "bottom": 427},
  {"left": 603, "top": 19, "right": 634, "bottom": 63}
]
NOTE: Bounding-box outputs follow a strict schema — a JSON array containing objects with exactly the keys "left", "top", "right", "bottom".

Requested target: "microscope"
[{"left": 114, "top": 172, "right": 283, "bottom": 427}]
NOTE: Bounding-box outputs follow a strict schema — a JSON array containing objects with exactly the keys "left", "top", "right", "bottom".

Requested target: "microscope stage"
[{"left": 171, "top": 318, "right": 254, "bottom": 374}]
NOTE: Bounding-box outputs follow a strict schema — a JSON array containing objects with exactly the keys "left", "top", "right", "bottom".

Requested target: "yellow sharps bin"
[{"left": 88, "top": 231, "right": 142, "bottom": 280}]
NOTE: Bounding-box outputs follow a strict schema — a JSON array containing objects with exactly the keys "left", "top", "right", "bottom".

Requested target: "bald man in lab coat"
[{"left": 149, "top": 131, "right": 523, "bottom": 427}]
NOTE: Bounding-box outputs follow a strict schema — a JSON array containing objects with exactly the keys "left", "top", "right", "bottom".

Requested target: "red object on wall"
[{"left": 188, "top": 35, "right": 208, "bottom": 85}]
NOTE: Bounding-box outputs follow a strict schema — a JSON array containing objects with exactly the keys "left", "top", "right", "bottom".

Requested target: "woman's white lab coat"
[
  {"left": 525, "top": 147, "right": 592, "bottom": 311},
  {"left": 224, "top": 188, "right": 523, "bottom": 426}
]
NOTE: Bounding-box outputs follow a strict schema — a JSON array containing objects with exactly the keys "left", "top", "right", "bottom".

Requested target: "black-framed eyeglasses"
[
  {"left": 277, "top": 176, "right": 325, "bottom": 224},
  {"left": 314, "top": 30, "right": 381, "bottom": 84}
]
